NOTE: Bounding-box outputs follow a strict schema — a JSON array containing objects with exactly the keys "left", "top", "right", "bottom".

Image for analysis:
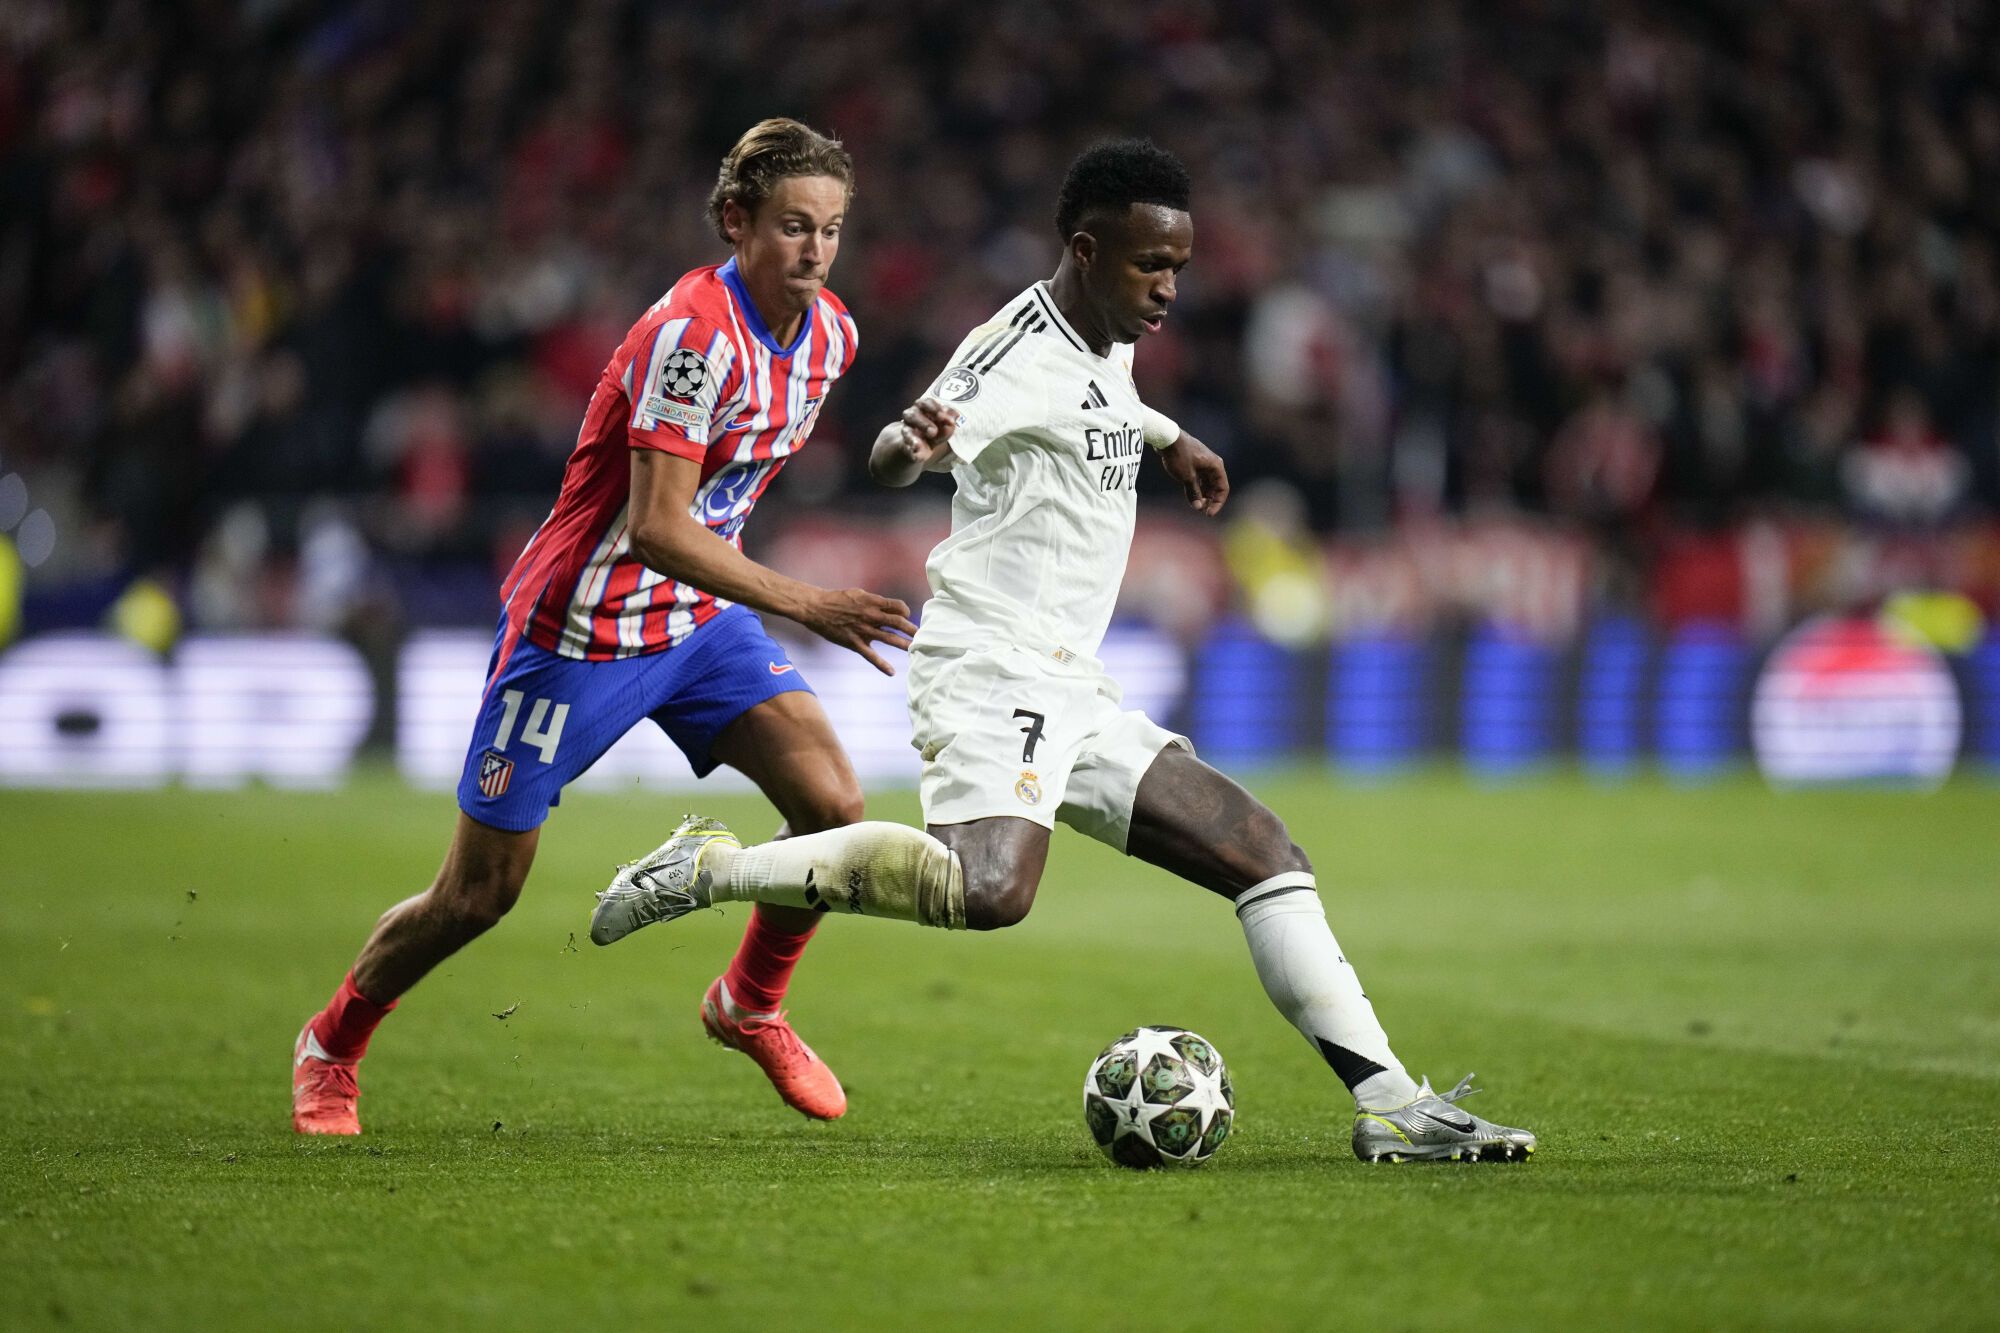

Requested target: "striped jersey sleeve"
[
  {"left": 622, "top": 316, "right": 740, "bottom": 462},
  {"left": 924, "top": 299, "right": 1049, "bottom": 465}
]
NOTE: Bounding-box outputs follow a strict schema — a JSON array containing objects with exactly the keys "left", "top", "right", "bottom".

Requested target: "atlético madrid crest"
[{"left": 478, "top": 749, "right": 514, "bottom": 798}]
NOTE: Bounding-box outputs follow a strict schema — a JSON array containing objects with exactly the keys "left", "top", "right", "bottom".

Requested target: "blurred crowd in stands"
[{"left": 2, "top": 0, "right": 1998, "bottom": 638}]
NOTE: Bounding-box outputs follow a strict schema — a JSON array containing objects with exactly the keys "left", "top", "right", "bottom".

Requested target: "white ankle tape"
[
  {"left": 917, "top": 846, "right": 967, "bottom": 930},
  {"left": 1234, "top": 871, "right": 1318, "bottom": 917}
]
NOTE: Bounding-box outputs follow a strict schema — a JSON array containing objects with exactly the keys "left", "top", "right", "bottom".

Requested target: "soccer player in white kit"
[{"left": 594, "top": 141, "right": 1537, "bottom": 1163}]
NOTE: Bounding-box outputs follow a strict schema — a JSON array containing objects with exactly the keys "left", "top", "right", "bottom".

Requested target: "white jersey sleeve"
[{"left": 925, "top": 316, "right": 1049, "bottom": 465}]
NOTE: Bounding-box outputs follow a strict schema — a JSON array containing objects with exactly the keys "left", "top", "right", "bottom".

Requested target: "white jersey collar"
[{"left": 1029, "top": 282, "right": 1099, "bottom": 358}]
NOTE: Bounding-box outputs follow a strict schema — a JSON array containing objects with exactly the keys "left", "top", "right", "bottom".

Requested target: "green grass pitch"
[{"left": 4, "top": 771, "right": 1998, "bottom": 1330}]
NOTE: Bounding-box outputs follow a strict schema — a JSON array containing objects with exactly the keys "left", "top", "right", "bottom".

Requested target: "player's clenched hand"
[
  {"left": 801, "top": 587, "right": 918, "bottom": 676},
  {"left": 897, "top": 396, "right": 960, "bottom": 467},
  {"left": 1159, "top": 432, "right": 1230, "bottom": 516}
]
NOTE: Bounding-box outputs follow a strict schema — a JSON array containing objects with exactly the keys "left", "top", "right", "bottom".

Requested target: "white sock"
[
  {"left": 714, "top": 978, "right": 771, "bottom": 1022},
  {"left": 703, "top": 822, "right": 966, "bottom": 930},
  {"left": 1236, "top": 872, "right": 1420, "bottom": 1110}
]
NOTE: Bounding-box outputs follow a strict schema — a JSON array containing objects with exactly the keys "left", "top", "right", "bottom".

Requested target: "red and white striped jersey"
[{"left": 497, "top": 259, "right": 857, "bottom": 661}]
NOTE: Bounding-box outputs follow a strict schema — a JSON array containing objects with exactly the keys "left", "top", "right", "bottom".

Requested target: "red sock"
[
  {"left": 722, "top": 906, "right": 818, "bottom": 1014},
  {"left": 309, "top": 971, "right": 397, "bottom": 1063}
]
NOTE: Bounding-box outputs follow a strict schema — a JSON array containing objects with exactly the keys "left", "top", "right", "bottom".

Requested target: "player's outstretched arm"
[
  {"left": 1156, "top": 429, "right": 1230, "bottom": 517},
  {"left": 868, "top": 395, "right": 960, "bottom": 487},
  {"left": 628, "top": 451, "right": 917, "bottom": 674}
]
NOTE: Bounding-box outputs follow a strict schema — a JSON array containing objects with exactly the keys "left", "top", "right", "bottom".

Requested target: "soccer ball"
[{"left": 1083, "top": 1026, "right": 1234, "bottom": 1169}]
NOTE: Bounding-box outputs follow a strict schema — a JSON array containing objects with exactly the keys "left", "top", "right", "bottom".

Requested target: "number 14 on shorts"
[{"left": 492, "top": 689, "right": 569, "bottom": 762}]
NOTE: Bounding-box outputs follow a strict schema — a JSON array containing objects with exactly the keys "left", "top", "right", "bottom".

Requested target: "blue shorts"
[{"left": 455, "top": 605, "right": 812, "bottom": 832}]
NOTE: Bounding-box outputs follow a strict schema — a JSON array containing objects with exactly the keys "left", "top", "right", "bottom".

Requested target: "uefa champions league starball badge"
[{"left": 659, "top": 348, "right": 708, "bottom": 399}]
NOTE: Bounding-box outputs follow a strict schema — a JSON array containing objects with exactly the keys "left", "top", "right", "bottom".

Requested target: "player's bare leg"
[
  {"left": 923, "top": 816, "right": 1050, "bottom": 931},
  {"left": 1123, "top": 745, "right": 1534, "bottom": 1160},
  {"left": 351, "top": 817, "right": 540, "bottom": 1000},
  {"left": 1122, "top": 747, "right": 1418, "bottom": 1099},
  {"left": 699, "top": 692, "right": 868, "bottom": 1118},
  {"left": 295, "top": 815, "right": 538, "bottom": 1134}
]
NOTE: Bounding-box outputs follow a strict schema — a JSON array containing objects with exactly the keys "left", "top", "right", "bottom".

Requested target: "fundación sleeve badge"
[
  {"left": 478, "top": 749, "right": 515, "bottom": 799},
  {"left": 643, "top": 347, "right": 714, "bottom": 431},
  {"left": 1014, "top": 770, "right": 1042, "bottom": 806}
]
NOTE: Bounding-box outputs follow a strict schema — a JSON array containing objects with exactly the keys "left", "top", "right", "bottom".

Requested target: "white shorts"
[{"left": 906, "top": 642, "right": 1191, "bottom": 851}]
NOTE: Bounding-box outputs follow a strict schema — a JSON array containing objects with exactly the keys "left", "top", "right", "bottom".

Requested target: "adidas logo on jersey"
[{"left": 1081, "top": 380, "right": 1109, "bottom": 410}]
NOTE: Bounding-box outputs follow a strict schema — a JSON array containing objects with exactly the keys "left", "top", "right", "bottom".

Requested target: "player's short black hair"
[{"left": 1054, "top": 139, "right": 1192, "bottom": 240}]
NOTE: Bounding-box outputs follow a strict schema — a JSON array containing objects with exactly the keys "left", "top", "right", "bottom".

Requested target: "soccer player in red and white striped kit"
[{"left": 293, "top": 119, "right": 910, "bottom": 1133}]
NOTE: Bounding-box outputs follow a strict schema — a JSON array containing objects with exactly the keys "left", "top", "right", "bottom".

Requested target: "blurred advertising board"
[
  {"left": 0, "top": 626, "right": 1185, "bottom": 793},
  {"left": 1752, "top": 617, "right": 1961, "bottom": 787}
]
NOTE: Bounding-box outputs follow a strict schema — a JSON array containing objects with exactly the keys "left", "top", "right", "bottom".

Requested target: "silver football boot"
[
  {"left": 1352, "top": 1074, "right": 1538, "bottom": 1163},
  {"left": 590, "top": 814, "right": 740, "bottom": 946}
]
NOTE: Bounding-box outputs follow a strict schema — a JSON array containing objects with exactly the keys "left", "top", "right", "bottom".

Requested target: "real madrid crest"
[{"left": 1014, "top": 770, "right": 1042, "bottom": 806}]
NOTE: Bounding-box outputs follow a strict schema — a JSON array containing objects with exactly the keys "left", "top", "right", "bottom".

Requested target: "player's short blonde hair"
[{"left": 707, "top": 118, "right": 854, "bottom": 243}]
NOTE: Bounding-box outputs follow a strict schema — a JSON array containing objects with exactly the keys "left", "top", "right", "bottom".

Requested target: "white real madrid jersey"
[{"left": 913, "top": 282, "right": 1152, "bottom": 667}]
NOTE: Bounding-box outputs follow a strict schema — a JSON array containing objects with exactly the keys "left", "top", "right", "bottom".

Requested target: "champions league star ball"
[
  {"left": 657, "top": 347, "right": 708, "bottom": 398},
  {"left": 1083, "top": 1026, "right": 1234, "bottom": 1169}
]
